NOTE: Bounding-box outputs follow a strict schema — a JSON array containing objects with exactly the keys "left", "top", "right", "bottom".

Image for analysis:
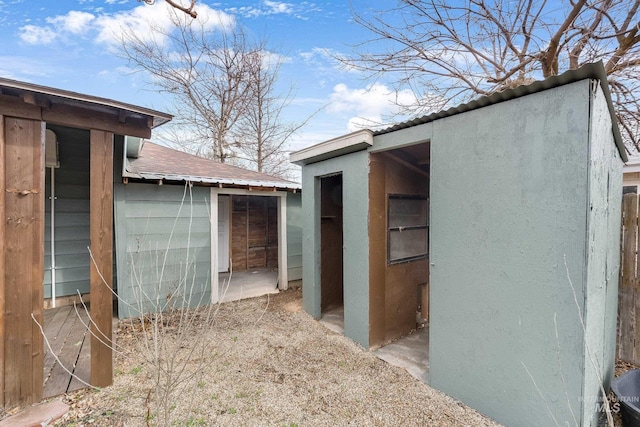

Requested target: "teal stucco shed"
[{"left": 290, "top": 62, "right": 626, "bottom": 426}]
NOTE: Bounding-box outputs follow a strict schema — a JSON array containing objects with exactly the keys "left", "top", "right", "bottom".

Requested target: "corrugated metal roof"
[
  {"left": 124, "top": 142, "right": 301, "bottom": 190},
  {"left": 373, "top": 61, "right": 627, "bottom": 162},
  {"left": 0, "top": 77, "right": 172, "bottom": 128}
]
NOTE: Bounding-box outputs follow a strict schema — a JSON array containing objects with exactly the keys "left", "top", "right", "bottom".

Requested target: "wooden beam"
[
  {"left": 3, "top": 117, "right": 45, "bottom": 408},
  {"left": 0, "top": 95, "right": 42, "bottom": 121},
  {"left": 382, "top": 152, "right": 430, "bottom": 179},
  {"left": 44, "top": 104, "right": 151, "bottom": 139},
  {"left": 22, "top": 92, "right": 37, "bottom": 105},
  {"left": 0, "top": 114, "right": 5, "bottom": 408},
  {"left": 89, "top": 129, "right": 114, "bottom": 388}
]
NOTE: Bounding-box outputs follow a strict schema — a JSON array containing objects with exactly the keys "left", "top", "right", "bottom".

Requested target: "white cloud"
[
  {"left": 228, "top": 1, "right": 320, "bottom": 19},
  {"left": 0, "top": 56, "right": 53, "bottom": 80},
  {"left": 264, "top": 1, "right": 293, "bottom": 14},
  {"left": 328, "top": 83, "right": 423, "bottom": 132},
  {"left": 19, "top": 25, "right": 57, "bottom": 44},
  {"left": 46, "top": 11, "right": 95, "bottom": 34},
  {"left": 16, "top": 3, "right": 234, "bottom": 48},
  {"left": 98, "top": 2, "right": 234, "bottom": 46}
]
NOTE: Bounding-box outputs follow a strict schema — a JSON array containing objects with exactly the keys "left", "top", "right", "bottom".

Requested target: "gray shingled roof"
[{"left": 124, "top": 142, "right": 300, "bottom": 190}]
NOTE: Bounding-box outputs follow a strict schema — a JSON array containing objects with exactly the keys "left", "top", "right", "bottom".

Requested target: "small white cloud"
[
  {"left": 94, "top": 2, "right": 235, "bottom": 47},
  {"left": 229, "top": 1, "right": 320, "bottom": 19},
  {"left": 264, "top": 1, "right": 293, "bottom": 14},
  {"left": 19, "top": 25, "right": 57, "bottom": 44},
  {"left": 46, "top": 11, "right": 95, "bottom": 34},
  {"left": 328, "top": 83, "right": 424, "bottom": 132},
  {"left": 14, "top": 3, "right": 235, "bottom": 48}
]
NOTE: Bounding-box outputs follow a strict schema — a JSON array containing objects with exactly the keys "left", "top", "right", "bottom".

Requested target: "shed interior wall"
[
  {"left": 369, "top": 146, "right": 429, "bottom": 348},
  {"left": 230, "top": 195, "right": 279, "bottom": 272},
  {"left": 320, "top": 174, "right": 343, "bottom": 312}
]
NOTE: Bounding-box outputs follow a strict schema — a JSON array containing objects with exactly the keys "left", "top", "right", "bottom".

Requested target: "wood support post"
[
  {"left": 89, "top": 129, "right": 114, "bottom": 388},
  {"left": 0, "top": 114, "right": 4, "bottom": 408},
  {"left": 2, "top": 117, "right": 44, "bottom": 408},
  {"left": 420, "top": 282, "right": 429, "bottom": 323}
]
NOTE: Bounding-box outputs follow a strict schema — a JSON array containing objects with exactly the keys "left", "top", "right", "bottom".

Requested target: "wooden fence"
[{"left": 619, "top": 192, "right": 640, "bottom": 364}]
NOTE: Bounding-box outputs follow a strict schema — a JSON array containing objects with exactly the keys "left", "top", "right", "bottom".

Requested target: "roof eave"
[
  {"left": 0, "top": 77, "right": 173, "bottom": 128},
  {"left": 373, "top": 61, "right": 627, "bottom": 162},
  {"left": 290, "top": 130, "right": 374, "bottom": 165},
  {"left": 122, "top": 170, "right": 301, "bottom": 190}
]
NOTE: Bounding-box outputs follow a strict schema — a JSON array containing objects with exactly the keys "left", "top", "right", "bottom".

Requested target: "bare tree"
[
  {"left": 231, "top": 48, "right": 311, "bottom": 177},
  {"left": 121, "top": 7, "right": 254, "bottom": 163},
  {"left": 343, "top": 0, "right": 640, "bottom": 152},
  {"left": 122, "top": 9, "right": 249, "bottom": 162},
  {"left": 121, "top": 6, "right": 304, "bottom": 176},
  {"left": 139, "top": 0, "right": 198, "bottom": 18}
]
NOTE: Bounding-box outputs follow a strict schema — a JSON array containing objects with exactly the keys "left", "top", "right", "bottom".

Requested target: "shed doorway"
[
  {"left": 369, "top": 142, "right": 430, "bottom": 380},
  {"left": 212, "top": 191, "right": 287, "bottom": 304},
  {"left": 319, "top": 174, "right": 344, "bottom": 333}
]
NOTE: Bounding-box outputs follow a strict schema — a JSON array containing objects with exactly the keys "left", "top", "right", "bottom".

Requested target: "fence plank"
[
  {"left": 634, "top": 194, "right": 640, "bottom": 363},
  {"left": 619, "top": 193, "right": 638, "bottom": 363}
]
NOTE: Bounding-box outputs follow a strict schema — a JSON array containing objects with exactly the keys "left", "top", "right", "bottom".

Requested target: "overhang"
[
  {"left": 290, "top": 130, "right": 374, "bottom": 165},
  {"left": 374, "top": 61, "right": 627, "bottom": 162},
  {"left": 0, "top": 78, "right": 173, "bottom": 128},
  {"left": 123, "top": 169, "right": 301, "bottom": 191}
]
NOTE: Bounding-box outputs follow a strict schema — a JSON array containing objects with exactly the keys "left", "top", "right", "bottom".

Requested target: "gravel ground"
[{"left": 51, "top": 288, "right": 500, "bottom": 426}]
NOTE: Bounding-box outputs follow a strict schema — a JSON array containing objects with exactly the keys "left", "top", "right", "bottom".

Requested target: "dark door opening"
[{"left": 320, "top": 174, "right": 344, "bottom": 327}]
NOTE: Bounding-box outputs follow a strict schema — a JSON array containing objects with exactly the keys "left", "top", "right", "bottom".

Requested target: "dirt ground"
[{"left": 46, "top": 288, "right": 500, "bottom": 426}]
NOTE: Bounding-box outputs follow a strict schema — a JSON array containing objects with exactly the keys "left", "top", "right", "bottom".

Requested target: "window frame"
[{"left": 387, "top": 194, "right": 429, "bottom": 265}]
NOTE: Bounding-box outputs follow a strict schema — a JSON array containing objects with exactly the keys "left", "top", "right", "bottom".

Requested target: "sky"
[{"left": 0, "top": 0, "right": 418, "bottom": 155}]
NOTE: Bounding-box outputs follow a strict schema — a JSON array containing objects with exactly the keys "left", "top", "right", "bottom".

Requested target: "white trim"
[
  {"left": 623, "top": 178, "right": 640, "bottom": 189},
  {"left": 210, "top": 189, "right": 219, "bottom": 304},
  {"left": 290, "top": 130, "right": 373, "bottom": 165},
  {"left": 122, "top": 170, "right": 300, "bottom": 190},
  {"left": 50, "top": 167, "right": 56, "bottom": 308},
  {"left": 212, "top": 187, "right": 289, "bottom": 197}
]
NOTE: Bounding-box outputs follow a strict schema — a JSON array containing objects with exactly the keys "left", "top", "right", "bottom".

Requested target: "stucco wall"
[
  {"left": 582, "top": 83, "right": 623, "bottom": 425},
  {"left": 428, "top": 80, "right": 595, "bottom": 426},
  {"left": 301, "top": 150, "right": 370, "bottom": 348}
]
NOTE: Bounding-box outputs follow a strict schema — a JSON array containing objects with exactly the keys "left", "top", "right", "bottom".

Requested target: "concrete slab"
[
  {"left": 319, "top": 306, "right": 429, "bottom": 384},
  {"left": 373, "top": 327, "right": 429, "bottom": 383},
  {"left": 319, "top": 306, "right": 344, "bottom": 334},
  {"left": 0, "top": 400, "right": 68, "bottom": 427},
  {"left": 219, "top": 269, "right": 279, "bottom": 303}
]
